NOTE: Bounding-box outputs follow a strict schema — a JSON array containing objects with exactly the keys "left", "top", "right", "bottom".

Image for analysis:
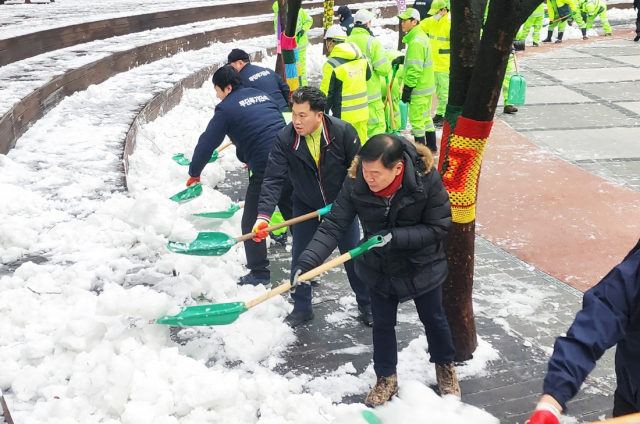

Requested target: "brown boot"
[
  {"left": 364, "top": 374, "right": 398, "bottom": 407},
  {"left": 435, "top": 362, "right": 461, "bottom": 397}
]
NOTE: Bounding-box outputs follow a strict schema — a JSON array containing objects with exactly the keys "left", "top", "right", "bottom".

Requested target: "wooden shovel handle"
[
  {"left": 586, "top": 413, "right": 640, "bottom": 424},
  {"left": 387, "top": 77, "right": 396, "bottom": 131},
  {"left": 1, "top": 395, "right": 14, "bottom": 424},
  {"left": 217, "top": 141, "right": 233, "bottom": 153},
  {"left": 235, "top": 210, "right": 320, "bottom": 243},
  {"left": 245, "top": 251, "right": 352, "bottom": 309}
]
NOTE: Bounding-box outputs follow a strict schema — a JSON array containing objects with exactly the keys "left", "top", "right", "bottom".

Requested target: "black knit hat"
[
  {"left": 227, "top": 48, "right": 250, "bottom": 64},
  {"left": 212, "top": 65, "right": 243, "bottom": 90}
]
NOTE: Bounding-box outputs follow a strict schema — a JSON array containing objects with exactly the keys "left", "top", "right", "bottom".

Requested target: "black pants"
[
  {"left": 613, "top": 390, "right": 639, "bottom": 417},
  {"left": 636, "top": 8, "right": 640, "bottom": 35},
  {"left": 370, "top": 285, "right": 456, "bottom": 377},
  {"left": 289, "top": 202, "right": 370, "bottom": 312},
  {"left": 241, "top": 172, "right": 293, "bottom": 278}
]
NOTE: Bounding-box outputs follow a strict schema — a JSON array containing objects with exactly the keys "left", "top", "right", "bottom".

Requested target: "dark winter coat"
[
  {"left": 413, "top": 0, "right": 434, "bottom": 20},
  {"left": 239, "top": 63, "right": 290, "bottom": 113},
  {"left": 543, "top": 238, "right": 640, "bottom": 412},
  {"left": 257, "top": 114, "right": 361, "bottom": 219},
  {"left": 337, "top": 5, "right": 355, "bottom": 35},
  {"left": 189, "top": 87, "right": 285, "bottom": 177},
  {"left": 298, "top": 138, "right": 451, "bottom": 302},
  {"left": 635, "top": 0, "right": 639, "bottom": 10}
]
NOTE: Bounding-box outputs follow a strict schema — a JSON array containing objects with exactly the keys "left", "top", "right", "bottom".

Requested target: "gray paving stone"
[
  {"left": 610, "top": 55, "right": 640, "bottom": 67},
  {"left": 524, "top": 85, "right": 594, "bottom": 104},
  {"left": 543, "top": 66, "right": 640, "bottom": 84},
  {"left": 524, "top": 127, "right": 640, "bottom": 161},
  {"left": 502, "top": 104, "right": 636, "bottom": 131},
  {"left": 577, "top": 80, "right": 640, "bottom": 102},
  {"left": 520, "top": 56, "right": 614, "bottom": 71},
  {"left": 576, "top": 44, "right": 640, "bottom": 56},
  {"left": 615, "top": 100, "right": 640, "bottom": 115},
  {"left": 512, "top": 69, "right": 555, "bottom": 87}
]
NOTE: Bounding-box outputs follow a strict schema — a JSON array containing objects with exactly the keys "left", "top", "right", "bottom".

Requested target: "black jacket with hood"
[{"left": 298, "top": 138, "right": 452, "bottom": 301}]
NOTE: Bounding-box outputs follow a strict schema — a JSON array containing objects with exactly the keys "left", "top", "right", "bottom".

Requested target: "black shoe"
[
  {"left": 432, "top": 114, "right": 444, "bottom": 124},
  {"left": 555, "top": 31, "right": 564, "bottom": 43},
  {"left": 426, "top": 131, "right": 438, "bottom": 153},
  {"left": 605, "top": 33, "right": 612, "bottom": 36},
  {"left": 504, "top": 105, "right": 518, "bottom": 114},
  {"left": 542, "top": 34, "right": 553, "bottom": 43},
  {"left": 237, "top": 272, "right": 270, "bottom": 286},
  {"left": 270, "top": 232, "right": 288, "bottom": 247},
  {"left": 532, "top": 42, "right": 539, "bottom": 47},
  {"left": 285, "top": 309, "right": 314, "bottom": 327},
  {"left": 635, "top": 35, "right": 640, "bottom": 42},
  {"left": 414, "top": 136, "right": 426, "bottom": 146},
  {"left": 358, "top": 304, "right": 374, "bottom": 327}
]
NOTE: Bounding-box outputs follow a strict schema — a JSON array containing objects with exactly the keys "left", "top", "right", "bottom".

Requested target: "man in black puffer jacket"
[{"left": 294, "top": 134, "right": 459, "bottom": 407}]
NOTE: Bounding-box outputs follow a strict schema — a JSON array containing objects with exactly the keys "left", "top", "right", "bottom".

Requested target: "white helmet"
[
  {"left": 354, "top": 9, "right": 374, "bottom": 24},
  {"left": 324, "top": 24, "right": 347, "bottom": 41}
]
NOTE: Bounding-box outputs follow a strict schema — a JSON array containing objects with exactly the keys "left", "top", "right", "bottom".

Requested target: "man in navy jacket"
[
  {"left": 527, "top": 238, "right": 640, "bottom": 423},
  {"left": 228, "top": 49, "right": 291, "bottom": 113},
  {"left": 188, "top": 66, "right": 293, "bottom": 286}
]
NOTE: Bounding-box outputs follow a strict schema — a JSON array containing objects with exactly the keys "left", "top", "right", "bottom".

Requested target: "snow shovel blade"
[
  {"left": 172, "top": 150, "right": 219, "bottom": 166},
  {"left": 156, "top": 301, "right": 248, "bottom": 326},
  {"left": 167, "top": 231, "right": 237, "bottom": 256},
  {"left": 169, "top": 183, "right": 203, "bottom": 204},
  {"left": 191, "top": 203, "right": 242, "bottom": 219},
  {"left": 507, "top": 74, "right": 526, "bottom": 106},
  {"left": 361, "top": 411, "right": 382, "bottom": 424}
]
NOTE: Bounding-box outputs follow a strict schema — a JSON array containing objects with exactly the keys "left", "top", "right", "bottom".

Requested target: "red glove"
[
  {"left": 526, "top": 409, "right": 560, "bottom": 424},
  {"left": 252, "top": 219, "right": 270, "bottom": 242},
  {"left": 186, "top": 176, "right": 200, "bottom": 187}
]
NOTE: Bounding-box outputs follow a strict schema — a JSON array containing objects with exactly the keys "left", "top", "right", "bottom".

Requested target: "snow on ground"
[
  {"left": 1, "top": 15, "right": 498, "bottom": 424},
  {"left": 0, "top": 13, "right": 276, "bottom": 115},
  {"left": 0, "top": 0, "right": 263, "bottom": 40}
]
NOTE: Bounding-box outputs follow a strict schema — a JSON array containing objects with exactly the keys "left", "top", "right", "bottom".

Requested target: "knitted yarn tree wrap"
[
  {"left": 280, "top": 34, "right": 302, "bottom": 95},
  {"left": 323, "top": 1, "right": 334, "bottom": 30},
  {"left": 438, "top": 111, "right": 493, "bottom": 224}
]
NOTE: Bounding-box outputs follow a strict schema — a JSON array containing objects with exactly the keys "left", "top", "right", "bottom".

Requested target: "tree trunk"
[
  {"left": 442, "top": 221, "right": 477, "bottom": 361},
  {"left": 439, "top": 0, "right": 544, "bottom": 361}
]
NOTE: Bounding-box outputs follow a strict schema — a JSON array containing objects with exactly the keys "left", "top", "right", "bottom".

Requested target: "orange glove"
[
  {"left": 186, "top": 176, "right": 200, "bottom": 187},
  {"left": 252, "top": 219, "right": 270, "bottom": 242}
]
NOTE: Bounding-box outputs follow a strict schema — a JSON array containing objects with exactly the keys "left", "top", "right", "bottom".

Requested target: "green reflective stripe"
[
  {"left": 439, "top": 49, "right": 451, "bottom": 54},
  {"left": 372, "top": 57, "right": 389, "bottom": 68},
  {"left": 343, "top": 91, "right": 368, "bottom": 101},
  {"left": 298, "top": 42, "right": 308, "bottom": 50},
  {"left": 328, "top": 58, "right": 341, "bottom": 68},
  {"left": 347, "top": 42, "right": 364, "bottom": 59},
  {"left": 411, "top": 129, "right": 425, "bottom": 135},
  {"left": 532, "top": 12, "right": 544, "bottom": 17},
  {"left": 413, "top": 87, "right": 436, "bottom": 96},
  {"left": 342, "top": 103, "right": 369, "bottom": 112},
  {"left": 366, "top": 36, "right": 374, "bottom": 57},
  {"left": 368, "top": 92, "right": 382, "bottom": 101},
  {"left": 424, "top": 60, "right": 434, "bottom": 67},
  {"left": 415, "top": 36, "right": 429, "bottom": 46},
  {"left": 394, "top": 112, "right": 401, "bottom": 117},
  {"left": 429, "top": 35, "right": 449, "bottom": 42},
  {"left": 406, "top": 59, "right": 424, "bottom": 67},
  {"left": 505, "top": 71, "right": 517, "bottom": 76},
  {"left": 425, "top": 124, "right": 435, "bottom": 131},
  {"left": 368, "top": 118, "right": 378, "bottom": 124}
]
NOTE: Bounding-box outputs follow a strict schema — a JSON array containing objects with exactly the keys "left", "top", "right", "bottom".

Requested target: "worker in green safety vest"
[
  {"left": 347, "top": 9, "right": 392, "bottom": 138},
  {"left": 396, "top": 8, "right": 437, "bottom": 152},
  {"left": 579, "top": 0, "right": 612, "bottom": 37},
  {"left": 420, "top": 0, "right": 450, "bottom": 128},
  {"left": 516, "top": 3, "right": 545, "bottom": 46},
  {"left": 543, "top": 0, "right": 586, "bottom": 43},
  {"left": 273, "top": 0, "right": 313, "bottom": 86},
  {"left": 320, "top": 25, "right": 371, "bottom": 144}
]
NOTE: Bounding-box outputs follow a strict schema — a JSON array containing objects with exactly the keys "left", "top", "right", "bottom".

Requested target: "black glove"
[
  {"left": 290, "top": 266, "right": 312, "bottom": 291},
  {"left": 391, "top": 56, "right": 405, "bottom": 66},
  {"left": 402, "top": 86, "right": 414, "bottom": 104},
  {"left": 296, "top": 29, "right": 305, "bottom": 38},
  {"left": 372, "top": 230, "right": 395, "bottom": 251}
]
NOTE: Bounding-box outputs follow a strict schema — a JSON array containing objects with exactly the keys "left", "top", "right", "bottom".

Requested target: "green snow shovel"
[
  {"left": 361, "top": 411, "right": 382, "bottom": 424},
  {"left": 157, "top": 234, "right": 385, "bottom": 326},
  {"left": 169, "top": 182, "right": 203, "bottom": 204},
  {"left": 167, "top": 204, "right": 333, "bottom": 256},
  {"left": 507, "top": 52, "right": 526, "bottom": 106},
  {"left": 191, "top": 203, "right": 244, "bottom": 219},
  {"left": 172, "top": 141, "right": 232, "bottom": 166}
]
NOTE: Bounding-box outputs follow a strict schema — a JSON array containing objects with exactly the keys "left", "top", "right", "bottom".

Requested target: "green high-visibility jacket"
[
  {"left": 580, "top": 0, "right": 605, "bottom": 15},
  {"left": 402, "top": 25, "right": 435, "bottom": 97},
  {"left": 347, "top": 27, "right": 392, "bottom": 105},
  {"left": 320, "top": 42, "right": 371, "bottom": 123},
  {"left": 420, "top": 12, "right": 451, "bottom": 73},
  {"left": 272, "top": 2, "right": 313, "bottom": 50}
]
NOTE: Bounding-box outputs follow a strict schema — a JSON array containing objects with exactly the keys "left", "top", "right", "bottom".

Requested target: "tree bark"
[{"left": 443, "top": 221, "right": 477, "bottom": 362}]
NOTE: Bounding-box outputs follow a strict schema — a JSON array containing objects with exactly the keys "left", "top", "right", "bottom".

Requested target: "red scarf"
[{"left": 373, "top": 161, "right": 405, "bottom": 198}]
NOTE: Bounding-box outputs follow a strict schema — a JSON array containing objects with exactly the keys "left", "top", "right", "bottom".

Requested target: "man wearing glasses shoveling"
[{"left": 254, "top": 86, "right": 372, "bottom": 328}]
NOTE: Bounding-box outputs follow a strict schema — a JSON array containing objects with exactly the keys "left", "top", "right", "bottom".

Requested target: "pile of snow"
[{"left": 0, "top": 14, "right": 500, "bottom": 424}]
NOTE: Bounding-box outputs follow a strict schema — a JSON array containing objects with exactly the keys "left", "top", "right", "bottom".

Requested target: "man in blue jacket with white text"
[
  {"left": 527, "top": 238, "right": 640, "bottom": 423},
  {"left": 188, "top": 66, "right": 293, "bottom": 286},
  {"left": 228, "top": 49, "right": 291, "bottom": 113}
]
